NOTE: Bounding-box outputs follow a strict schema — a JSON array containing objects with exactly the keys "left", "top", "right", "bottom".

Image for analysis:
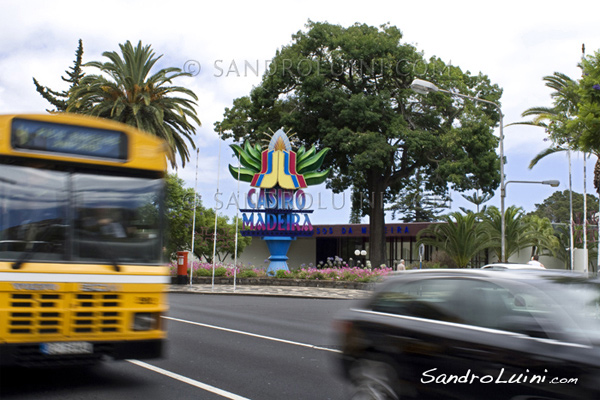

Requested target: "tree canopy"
[
  {"left": 530, "top": 190, "right": 599, "bottom": 224},
  {"left": 574, "top": 51, "right": 600, "bottom": 155},
  {"left": 164, "top": 174, "right": 251, "bottom": 262},
  {"left": 216, "top": 21, "right": 503, "bottom": 267}
]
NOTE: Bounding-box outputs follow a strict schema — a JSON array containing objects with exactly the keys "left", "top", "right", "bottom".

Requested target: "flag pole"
[
  {"left": 212, "top": 132, "right": 222, "bottom": 291},
  {"left": 233, "top": 155, "right": 241, "bottom": 292},
  {"left": 190, "top": 148, "right": 199, "bottom": 286}
]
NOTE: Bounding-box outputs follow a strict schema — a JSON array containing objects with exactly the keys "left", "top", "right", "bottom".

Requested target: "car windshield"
[{"left": 0, "top": 163, "right": 164, "bottom": 264}]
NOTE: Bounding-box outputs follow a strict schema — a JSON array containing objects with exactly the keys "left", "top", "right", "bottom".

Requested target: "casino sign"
[{"left": 229, "top": 129, "right": 330, "bottom": 271}]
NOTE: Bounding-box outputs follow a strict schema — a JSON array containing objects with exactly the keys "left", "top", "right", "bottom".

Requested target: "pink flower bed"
[{"left": 169, "top": 261, "right": 393, "bottom": 282}]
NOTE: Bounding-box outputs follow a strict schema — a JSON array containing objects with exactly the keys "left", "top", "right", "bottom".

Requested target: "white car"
[{"left": 481, "top": 263, "right": 546, "bottom": 270}]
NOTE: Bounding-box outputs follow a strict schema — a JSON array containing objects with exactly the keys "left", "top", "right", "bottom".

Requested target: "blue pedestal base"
[{"left": 263, "top": 236, "right": 295, "bottom": 274}]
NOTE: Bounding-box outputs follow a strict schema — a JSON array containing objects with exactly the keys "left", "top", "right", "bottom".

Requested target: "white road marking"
[
  {"left": 164, "top": 316, "right": 341, "bottom": 353},
  {"left": 127, "top": 359, "right": 251, "bottom": 400}
]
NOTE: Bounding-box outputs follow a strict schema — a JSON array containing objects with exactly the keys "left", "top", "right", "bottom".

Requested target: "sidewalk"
[{"left": 169, "top": 283, "right": 372, "bottom": 300}]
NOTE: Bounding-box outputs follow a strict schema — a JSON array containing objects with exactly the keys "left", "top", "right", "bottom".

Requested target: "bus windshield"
[{"left": 0, "top": 164, "right": 163, "bottom": 265}]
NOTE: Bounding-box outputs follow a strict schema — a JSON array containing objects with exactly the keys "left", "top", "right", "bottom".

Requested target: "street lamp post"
[
  {"left": 503, "top": 180, "right": 560, "bottom": 190},
  {"left": 410, "top": 79, "right": 506, "bottom": 259}
]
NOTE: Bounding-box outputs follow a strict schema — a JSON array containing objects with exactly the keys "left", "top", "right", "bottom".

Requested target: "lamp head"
[
  {"left": 410, "top": 79, "right": 439, "bottom": 95},
  {"left": 542, "top": 180, "right": 560, "bottom": 187}
]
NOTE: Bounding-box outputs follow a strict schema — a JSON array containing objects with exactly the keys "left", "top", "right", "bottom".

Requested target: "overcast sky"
[{"left": 2, "top": 0, "right": 600, "bottom": 224}]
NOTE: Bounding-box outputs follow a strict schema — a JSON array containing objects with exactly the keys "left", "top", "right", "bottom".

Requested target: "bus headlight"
[{"left": 133, "top": 312, "right": 158, "bottom": 331}]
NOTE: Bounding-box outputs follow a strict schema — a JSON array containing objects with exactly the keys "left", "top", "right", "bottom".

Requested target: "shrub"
[
  {"left": 296, "top": 270, "right": 309, "bottom": 279},
  {"left": 326, "top": 270, "right": 338, "bottom": 279},
  {"left": 239, "top": 270, "right": 258, "bottom": 278},
  {"left": 307, "top": 271, "right": 325, "bottom": 280},
  {"left": 275, "top": 269, "right": 290, "bottom": 278},
  {"left": 195, "top": 268, "right": 211, "bottom": 277}
]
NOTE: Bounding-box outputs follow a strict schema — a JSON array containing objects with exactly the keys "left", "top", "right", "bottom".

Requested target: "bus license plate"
[{"left": 41, "top": 342, "right": 93, "bottom": 355}]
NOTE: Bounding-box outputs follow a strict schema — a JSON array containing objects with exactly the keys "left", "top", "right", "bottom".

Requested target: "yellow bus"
[{"left": 0, "top": 113, "right": 169, "bottom": 367}]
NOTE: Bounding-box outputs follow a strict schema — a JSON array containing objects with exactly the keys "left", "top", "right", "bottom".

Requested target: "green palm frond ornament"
[{"left": 229, "top": 129, "right": 330, "bottom": 188}]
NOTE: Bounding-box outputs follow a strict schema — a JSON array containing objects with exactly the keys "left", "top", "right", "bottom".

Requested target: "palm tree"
[
  {"left": 515, "top": 73, "right": 578, "bottom": 131},
  {"left": 523, "top": 214, "right": 561, "bottom": 258},
  {"left": 509, "top": 72, "right": 583, "bottom": 172},
  {"left": 67, "top": 40, "right": 200, "bottom": 168},
  {"left": 511, "top": 71, "right": 600, "bottom": 267},
  {"left": 482, "top": 206, "right": 537, "bottom": 262},
  {"left": 417, "top": 212, "right": 493, "bottom": 268}
]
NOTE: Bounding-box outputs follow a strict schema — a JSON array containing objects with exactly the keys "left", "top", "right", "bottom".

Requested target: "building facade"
[{"left": 237, "top": 222, "right": 491, "bottom": 269}]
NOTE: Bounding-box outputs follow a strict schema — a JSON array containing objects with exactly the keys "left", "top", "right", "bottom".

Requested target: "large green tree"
[
  {"left": 190, "top": 210, "right": 252, "bottom": 263},
  {"left": 164, "top": 174, "right": 251, "bottom": 262},
  {"left": 530, "top": 190, "right": 599, "bottom": 224},
  {"left": 215, "top": 21, "right": 503, "bottom": 267},
  {"left": 164, "top": 174, "right": 198, "bottom": 258},
  {"left": 67, "top": 40, "right": 200, "bottom": 168},
  {"left": 33, "top": 39, "right": 85, "bottom": 112}
]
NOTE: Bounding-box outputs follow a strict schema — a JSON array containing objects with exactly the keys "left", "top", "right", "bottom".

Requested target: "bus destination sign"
[{"left": 11, "top": 118, "right": 128, "bottom": 161}]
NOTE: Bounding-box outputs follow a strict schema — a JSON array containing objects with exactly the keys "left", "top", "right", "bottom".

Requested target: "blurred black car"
[{"left": 334, "top": 269, "right": 600, "bottom": 400}]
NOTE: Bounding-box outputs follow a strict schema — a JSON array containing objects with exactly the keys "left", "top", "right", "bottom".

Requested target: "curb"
[
  {"left": 171, "top": 276, "right": 375, "bottom": 290},
  {"left": 168, "top": 283, "right": 374, "bottom": 300}
]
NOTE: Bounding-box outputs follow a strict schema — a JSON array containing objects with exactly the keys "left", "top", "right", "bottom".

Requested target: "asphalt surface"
[
  {"left": 163, "top": 294, "right": 353, "bottom": 399},
  {"left": 1, "top": 284, "right": 366, "bottom": 399},
  {"left": 1, "top": 293, "right": 357, "bottom": 400}
]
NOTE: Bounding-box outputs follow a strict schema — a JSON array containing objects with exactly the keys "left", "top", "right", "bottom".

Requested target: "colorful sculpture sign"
[
  {"left": 250, "top": 129, "right": 307, "bottom": 189},
  {"left": 229, "top": 128, "right": 330, "bottom": 271},
  {"left": 229, "top": 128, "right": 330, "bottom": 189}
]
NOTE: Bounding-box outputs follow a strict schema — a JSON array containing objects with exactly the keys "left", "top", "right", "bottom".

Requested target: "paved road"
[{"left": 1, "top": 293, "right": 359, "bottom": 399}]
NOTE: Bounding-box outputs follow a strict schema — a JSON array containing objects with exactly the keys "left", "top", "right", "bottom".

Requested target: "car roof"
[
  {"left": 481, "top": 263, "right": 545, "bottom": 270},
  {"left": 362, "top": 269, "right": 600, "bottom": 307},
  {"left": 382, "top": 268, "right": 593, "bottom": 284}
]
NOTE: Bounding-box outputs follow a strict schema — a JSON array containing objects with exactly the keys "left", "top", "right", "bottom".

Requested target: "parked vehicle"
[{"left": 334, "top": 269, "right": 600, "bottom": 399}]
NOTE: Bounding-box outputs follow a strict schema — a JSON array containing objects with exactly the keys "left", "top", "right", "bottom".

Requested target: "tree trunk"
[{"left": 369, "top": 178, "right": 387, "bottom": 268}]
